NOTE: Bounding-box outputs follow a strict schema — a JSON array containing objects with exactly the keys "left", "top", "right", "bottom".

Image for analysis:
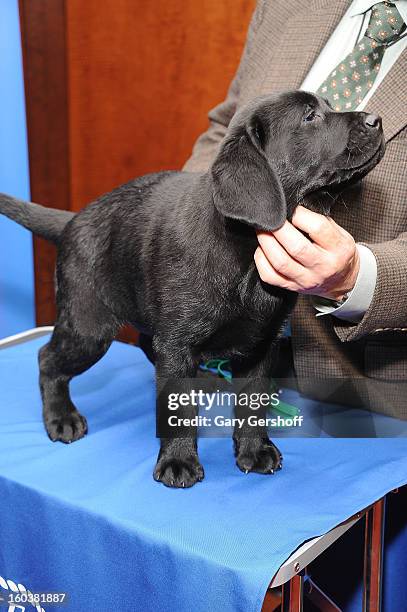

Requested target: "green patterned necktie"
[{"left": 317, "top": 1, "right": 406, "bottom": 111}]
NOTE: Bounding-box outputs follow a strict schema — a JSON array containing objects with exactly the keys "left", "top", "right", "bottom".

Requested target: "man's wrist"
[
  {"left": 321, "top": 248, "right": 360, "bottom": 302},
  {"left": 312, "top": 245, "right": 378, "bottom": 323},
  {"left": 330, "top": 291, "right": 351, "bottom": 308}
]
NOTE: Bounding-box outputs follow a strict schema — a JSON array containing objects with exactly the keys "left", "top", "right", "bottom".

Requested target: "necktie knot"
[{"left": 366, "top": 2, "right": 405, "bottom": 45}]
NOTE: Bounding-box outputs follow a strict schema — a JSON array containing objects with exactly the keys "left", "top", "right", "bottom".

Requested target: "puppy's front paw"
[
  {"left": 235, "top": 437, "right": 282, "bottom": 475},
  {"left": 153, "top": 453, "right": 204, "bottom": 488},
  {"left": 45, "top": 411, "right": 88, "bottom": 444}
]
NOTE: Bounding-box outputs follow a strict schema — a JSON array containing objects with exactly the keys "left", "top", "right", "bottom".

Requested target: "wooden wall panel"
[
  {"left": 66, "top": 0, "right": 255, "bottom": 208},
  {"left": 19, "top": 0, "right": 70, "bottom": 325},
  {"left": 20, "top": 0, "right": 256, "bottom": 328}
]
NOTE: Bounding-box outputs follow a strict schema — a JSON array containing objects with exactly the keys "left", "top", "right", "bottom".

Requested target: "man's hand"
[{"left": 254, "top": 206, "right": 360, "bottom": 301}]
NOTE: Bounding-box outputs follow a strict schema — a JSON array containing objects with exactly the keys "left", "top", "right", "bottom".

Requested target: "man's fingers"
[
  {"left": 328, "top": 216, "right": 353, "bottom": 239},
  {"left": 254, "top": 247, "right": 300, "bottom": 292},
  {"left": 256, "top": 233, "right": 307, "bottom": 281},
  {"left": 263, "top": 220, "right": 319, "bottom": 267},
  {"left": 255, "top": 206, "right": 358, "bottom": 298},
  {"left": 291, "top": 206, "right": 343, "bottom": 249}
]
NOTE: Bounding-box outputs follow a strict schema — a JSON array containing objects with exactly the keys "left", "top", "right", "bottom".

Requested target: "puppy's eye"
[{"left": 303, "top": 110, "right": 316, "bottom": 123}]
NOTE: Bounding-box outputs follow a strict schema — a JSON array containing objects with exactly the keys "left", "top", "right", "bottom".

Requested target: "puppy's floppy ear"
[{"left": 211, "top": 121, "right": 286, "bottom": 231}]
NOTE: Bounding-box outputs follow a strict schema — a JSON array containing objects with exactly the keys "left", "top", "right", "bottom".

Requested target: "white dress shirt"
[{"left": 300, "top": 0, "right": 407, "bottom": 323}]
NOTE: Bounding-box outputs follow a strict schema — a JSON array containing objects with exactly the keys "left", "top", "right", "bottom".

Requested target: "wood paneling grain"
[
  {"left": 66, "top": 0, "right": 255, "bottom": 208},
  {"left": 20, "top": 0, "right": 255, "bottom": 331},
  {"left": 19, "top": 0, "right": 71, "bottom": 325}
]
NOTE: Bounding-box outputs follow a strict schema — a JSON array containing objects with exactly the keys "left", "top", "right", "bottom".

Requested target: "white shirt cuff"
[{"left": 312, "top": 244, "right": 377, "bottom": 323}]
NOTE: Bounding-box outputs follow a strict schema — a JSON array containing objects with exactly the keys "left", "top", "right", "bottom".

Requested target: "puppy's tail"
[{"left": 0, "top": 193, "right": 75, "bottom": 243}]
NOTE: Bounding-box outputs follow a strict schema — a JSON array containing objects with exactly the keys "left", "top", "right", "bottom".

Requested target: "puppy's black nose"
[{"left": 364, "top": 114, "right": 381, "bottom": 129}]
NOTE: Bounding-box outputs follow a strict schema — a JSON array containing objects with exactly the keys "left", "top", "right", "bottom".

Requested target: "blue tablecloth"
[{"left": 0, "top": 336, "right": 406, "bottom": 612}]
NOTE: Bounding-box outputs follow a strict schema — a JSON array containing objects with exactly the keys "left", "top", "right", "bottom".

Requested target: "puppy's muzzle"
[{"left": 364, "top": 113, "right": 381, "bottom": 130}]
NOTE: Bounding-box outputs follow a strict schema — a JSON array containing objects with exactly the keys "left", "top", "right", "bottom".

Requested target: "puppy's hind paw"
[
  {"left": 153, "top": 454, "right": 204, "bottom": 488},
  {"left": 45, "top": 411, "right": 88, "bottom": 444},
  {"left": 235, "top": 437, "right": 282, "bottom": 475}
]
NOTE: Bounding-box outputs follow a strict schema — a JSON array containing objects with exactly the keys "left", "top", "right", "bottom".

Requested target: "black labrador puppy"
[{"left": 0, "top": 91, "right": 384, "bottom": 488}]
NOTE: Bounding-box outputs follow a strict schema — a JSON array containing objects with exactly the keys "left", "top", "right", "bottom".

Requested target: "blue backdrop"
[{"left": 0, "top": 0, "right": 34, "bottom": 338}]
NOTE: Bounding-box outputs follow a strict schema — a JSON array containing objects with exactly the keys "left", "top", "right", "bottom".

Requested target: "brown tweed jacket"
[{"left": 183, "top": 0, "right": 407, "bottom": 416}]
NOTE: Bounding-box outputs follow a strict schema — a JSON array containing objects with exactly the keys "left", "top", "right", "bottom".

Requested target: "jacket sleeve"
[
  {"left": 333, "top": 233, "right": 407, "bottom": 341},
  {"left": 182, "top": 0, "right": 266, "bottom": 173}
]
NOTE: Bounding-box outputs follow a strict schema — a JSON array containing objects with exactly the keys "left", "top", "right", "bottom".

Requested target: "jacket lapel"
[
  {"left": 364, "top": 47, "right": 407, "bottom": 141},
  {"left": 258, "top": 0, "right": 350, "bottom": 94}
]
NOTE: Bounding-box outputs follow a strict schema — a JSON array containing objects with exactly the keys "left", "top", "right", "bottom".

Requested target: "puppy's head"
[{"left": 211, "top": 91, "right": 385, "bottom": 232}]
